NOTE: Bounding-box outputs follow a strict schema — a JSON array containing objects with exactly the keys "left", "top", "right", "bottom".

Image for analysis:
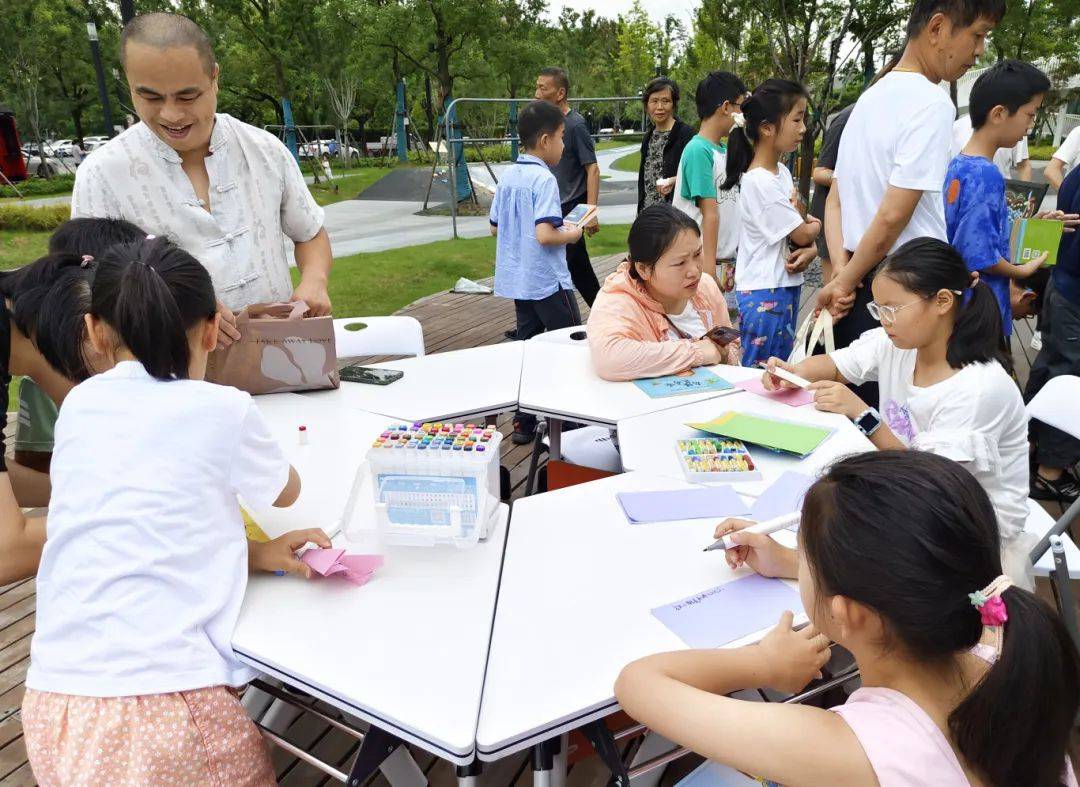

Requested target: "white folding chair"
[
  {"left": 1026, "top": 374, "right": 1080, "bottom": 648},
  {"left": 334, "top": 316, "right": 425, "bottom": 361}
]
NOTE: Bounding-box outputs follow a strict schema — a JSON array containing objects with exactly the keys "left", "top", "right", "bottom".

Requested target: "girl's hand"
[
  {"left": 249, "top": 528, "right": 333, "bottom": 578},
  {"left": 809, "top": 380, "right": 865, "bottom": 419},
  {"left": 785, "top": 245, "right": 817, "bottom": 273},
  {"left": 714, "top": 518, "right": 798, "bottom": 579},
  {"left": 761, "top": 357, "right": 800, "bottom": 391},
  {"left": 759, "top": 612, "right": 832, "bottom": 694}
]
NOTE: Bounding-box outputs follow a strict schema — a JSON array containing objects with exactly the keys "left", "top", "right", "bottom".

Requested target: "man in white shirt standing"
[
  {"left": 818, "top": 0, "right": 1005, "bottom": 407},
  {"left": 72, "top": 13, "right": 332, "bottom": 346},
  {"left": 1046, "top": 125, "right": 1080, "bottom": 191}
]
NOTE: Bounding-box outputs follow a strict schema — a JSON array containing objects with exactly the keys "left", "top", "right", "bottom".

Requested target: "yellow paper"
[{"left": 242, "top": 508, "right": 271, "bottom": 543}]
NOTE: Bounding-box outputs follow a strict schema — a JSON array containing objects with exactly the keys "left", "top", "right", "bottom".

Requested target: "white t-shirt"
[
  {"left": 734, "top": 165, "right": 805, "bottom": 291},
  {"left": 835, "top": 72, "right": 955, "bottom": 255},
  {"left": 831, "top": 329, "right": 1028, "bottom": 541},
  {"left": 951, "top": 114, "right": 1030, "bottom": 178},
  {"left": 1053, "top": 126, "right": 1080, "bottom": 175},
  {"left": 672, "top": 139, "right": 742, "bottom": 260},
  {"left": 28, "top": 361, "right": 291, "bottom": 697},
  {"left": 665, "top": 301, "right": 708, "bottom": 339}
]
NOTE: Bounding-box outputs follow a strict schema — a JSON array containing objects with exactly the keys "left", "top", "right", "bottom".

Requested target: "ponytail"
[
  {"left": 950, "top": 587, "right": 1079, "bottom": 786},
  {"left": 721, "top": 79, "right": 808, "bottom": 191},
  {"left": 801, "top": 451, "right": 1080, "bottom": 787},
  {"left": 878, "top": 237, "right": 1010, "bottom": 371},
  {"left": 90, "top": 237, "right": 217, "bottom": 381}
]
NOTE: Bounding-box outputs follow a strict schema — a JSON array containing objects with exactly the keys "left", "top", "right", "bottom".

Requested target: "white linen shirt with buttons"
[
  {"left": 71, "top": 113, "right": 325, "bottom": 312},
  {"left": 26, "top": 361, "right": 291, "bottom": 697}
]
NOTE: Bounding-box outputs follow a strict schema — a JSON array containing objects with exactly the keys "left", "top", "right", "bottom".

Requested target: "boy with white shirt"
[{"left": 818, "top": 0, "right": 1005, "bottom": 407}]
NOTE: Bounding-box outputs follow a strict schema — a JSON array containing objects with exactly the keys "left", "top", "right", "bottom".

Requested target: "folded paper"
[
  {"left": 734, "top": 377, "right": 815, "bottom": 407},
  {"left": 301, "top": 548, "right": 384, "bottom": 586}
]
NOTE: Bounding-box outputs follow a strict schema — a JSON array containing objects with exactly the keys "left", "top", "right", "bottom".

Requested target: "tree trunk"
[
  {"left": 423, "top": 74, "right": 436, "bottom": 143},
  {"left": 862, "top": 40, "right": 875, "bottom": 85},
  {"left": 72, "top": 109, "right": 85, "bottom": 147},
  {"left": 798, "top": 132, "right": 814, "bottom": 202}
]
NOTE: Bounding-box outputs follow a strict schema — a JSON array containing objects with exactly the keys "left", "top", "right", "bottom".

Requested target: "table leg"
[
  {"left": 485, "top": 414, "right": 499, "bottom": 427},
  {"left": 347, "top": 725, "right": 406, "bottom": 787},
  {"left": 530, "top": 738, "right": 558, "bottom": 787},
  {"left": 551, "top": 733, "right": 569, "bottom": 787},
  {"left": 581, "top": 719, "right": 630, "bottom": 787},
  {"left": 548, "top": 418, "right": 563, "bottom": 462},
  {"left": 455, "top": 759, "right": 482, "bottom": 787}
]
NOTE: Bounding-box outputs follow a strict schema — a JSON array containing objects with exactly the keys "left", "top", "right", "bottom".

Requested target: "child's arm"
[
  {"left": 788, "top": 214, "right": 821, "bottom": 248},
  {"left": 982, "top": 253, "right": 1047, "bottom": 279},
  {"left": 273, "top": 465, "right": 301, "bottom": 507},
  {"left": 489, "top": 225, "right": 498, "bottom": 236},
  {"left": 536, "top": 222, "right": 583, "bottom": 246},
  {"left": 697, "top": 198, "right": 719, "bottom": 280},
  {"left": 823, "top": 185, "right": 850, "bottom": 273},
  {"left": 0, "top": 474, "right": 47, "bottom": 585},
  {"left": 614, "top": 619, "right": 875, "bottom": 787}
]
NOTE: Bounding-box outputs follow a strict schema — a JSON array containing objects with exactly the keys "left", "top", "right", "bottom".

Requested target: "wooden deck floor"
[{"left": 0, "top": 253, "right": 1068, "bottom": 785}]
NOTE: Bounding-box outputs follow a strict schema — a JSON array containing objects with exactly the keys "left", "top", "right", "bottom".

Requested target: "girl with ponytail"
[
  {"left": 763, "top": 237, "right": 1033, "bottom": 585},
  {"left": 617, "top": 450, "right": 1079, "bottom": 786},
  {"left": 21, "top": 235, "right": 329, "bottom": 784},
  {"left": 722, "top": 79, "right": 822, "bottom": 367}
]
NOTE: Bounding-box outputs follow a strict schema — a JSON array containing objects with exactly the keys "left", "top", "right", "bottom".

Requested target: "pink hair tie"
[
  {"left": 80, "top": 254, "right": 94, "bottom": 268},
  {"left": 967, "top": 575, "right": 1012, "bottom": 665}
]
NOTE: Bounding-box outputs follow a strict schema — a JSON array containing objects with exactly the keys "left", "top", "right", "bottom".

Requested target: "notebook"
[
  {"left": 633, "top": 368, "right": 735, "bottom": 399},
  {"left": 687, "top": 412, "right": 833, "bottom": 458},
  {"left": 1010, "top": 218, "right": 1064, "bottom": 267}
]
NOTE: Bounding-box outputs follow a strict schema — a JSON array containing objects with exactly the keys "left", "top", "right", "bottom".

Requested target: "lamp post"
[
  {"left": 655, "top": 52, "right": 662, "bottom": 77},
  {"left": 87, "top": 22, "right": 115, "bottom": 138}
]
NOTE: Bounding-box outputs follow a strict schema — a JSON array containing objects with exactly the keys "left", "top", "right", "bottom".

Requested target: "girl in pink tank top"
[{"left": 615, "top": 451, "right": 1078, "bottom": 786}]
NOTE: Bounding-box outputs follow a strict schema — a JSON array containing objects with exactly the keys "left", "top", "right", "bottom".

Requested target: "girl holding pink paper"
[{"left": 21, "top": 236, "right": 328, "bottom": 786}]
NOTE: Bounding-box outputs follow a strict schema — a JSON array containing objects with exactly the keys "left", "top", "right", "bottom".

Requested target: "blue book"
[{"left": 632, "top": 368, "right": 734, "bottom": 399}]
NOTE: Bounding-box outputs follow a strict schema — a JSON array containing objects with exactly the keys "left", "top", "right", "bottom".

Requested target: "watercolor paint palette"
[{"left": 675, "top": 437, "right": 762, "bottom": 483}]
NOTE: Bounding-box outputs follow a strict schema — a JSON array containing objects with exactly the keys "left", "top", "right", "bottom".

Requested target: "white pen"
[
  {"left": 703, "top": 511, "right": 802, "bottom": 552},
  {"left": 757, "top": 362, "right": 812, "bottom": 390}
]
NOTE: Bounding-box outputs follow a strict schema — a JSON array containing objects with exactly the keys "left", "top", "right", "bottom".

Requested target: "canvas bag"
[
  {"left": 205, "top": 301, "right": 339, "bottom": 395},
  {"left": 788, "top": 309, "right": 834, "bottom": 364}
]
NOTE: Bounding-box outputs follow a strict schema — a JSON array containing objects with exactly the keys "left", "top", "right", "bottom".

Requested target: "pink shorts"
[{"left": 22, "top": 686, "right": 276, "bottom": 786}]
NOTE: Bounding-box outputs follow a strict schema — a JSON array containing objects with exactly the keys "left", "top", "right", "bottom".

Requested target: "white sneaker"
[{"left": 1031, "top": 331, "right": 1043, "bottom": 351}]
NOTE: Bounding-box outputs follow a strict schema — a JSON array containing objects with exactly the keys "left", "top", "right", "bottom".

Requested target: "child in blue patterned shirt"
[{"left": 944, "top": 60, "right": 1051, "bottom": 339}]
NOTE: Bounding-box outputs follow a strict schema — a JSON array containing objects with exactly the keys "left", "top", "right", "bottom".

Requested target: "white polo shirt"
[
  {"left": 72, "top": 113, "right": 325, "bottom": 311},
  {"left": 27, "top": 361, "right": 291, "bottom": 696}
]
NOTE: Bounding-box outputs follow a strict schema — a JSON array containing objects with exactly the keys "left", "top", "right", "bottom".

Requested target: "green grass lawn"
[
  {"left": 611, "top": 151, "right": 640, "bottom": 173},
  {"left": 292, "top": 222, "right": 631, "bottom": 317},
  {"left": 0, "top": 230, "right": 51, "bottom": 269},
  {"left": 596, "top": 139, "right": 640, "bottom": 151},
  {"left": 309, "top": 169, "right": 395, "bottom": 206}
]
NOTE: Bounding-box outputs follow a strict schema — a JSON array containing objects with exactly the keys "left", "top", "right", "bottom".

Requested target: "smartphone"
[
  {"left": 340, "top": 365, "right": 404, "bottom": 385},
  {"left": 705, "top": 326, "right": 741, "bottom": 347}
]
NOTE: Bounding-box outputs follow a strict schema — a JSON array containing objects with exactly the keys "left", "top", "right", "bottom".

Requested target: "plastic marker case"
[
  {"left": 360, "top": 422, "right": 502, "bottom": 547},
  {"left": 676, "top": 438, "right": 762, "bottom": 483}
]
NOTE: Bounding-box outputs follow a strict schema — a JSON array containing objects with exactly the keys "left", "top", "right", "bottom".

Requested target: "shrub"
[
  {"left": 0, "top": 204, "right": 70, "bottom": 231},
  {"left": 0, "top": 174, "right": 76, "bottom": 199}
]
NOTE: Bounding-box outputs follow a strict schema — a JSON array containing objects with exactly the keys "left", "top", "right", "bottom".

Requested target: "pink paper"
[
  {"left": 301, "top": 548, "right": 384, "bottom": 586},
  {"left": 735, "top": 377, "right": 815, "bottom": 407}
]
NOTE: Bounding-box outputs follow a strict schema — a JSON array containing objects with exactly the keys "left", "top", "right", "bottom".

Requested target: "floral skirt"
[
  {"left": 22, "top": 686, "right": 276, "bottom": 786},
  {"left": 736, "top": 285, "right": 801, "bottom": 368}
]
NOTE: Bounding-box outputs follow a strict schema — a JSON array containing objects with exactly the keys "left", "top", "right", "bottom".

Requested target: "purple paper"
[
  {"left": 617, "top": 486, "right": 749, "bottom": 524},
  {"left": 735, "top": 377, "right": 815, "bottom": 407},
  {"left": 748, "top": 471, "right": 815, "bottom": 523},
  {"left": 651, "top": 574, "right": 803, "bottom": 648}
]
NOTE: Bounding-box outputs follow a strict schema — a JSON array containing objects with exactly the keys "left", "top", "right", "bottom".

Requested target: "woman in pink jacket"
[{"left": 588, "top": 204, "right": 740, "bottom": 381}]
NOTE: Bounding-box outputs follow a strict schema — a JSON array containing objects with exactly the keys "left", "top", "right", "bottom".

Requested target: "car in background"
[
  {"left": 300, "top": 139, "right": 360, "bottom": 163},
  {"left": 21, "top": 149, "right": 65, "bottom": 177}
]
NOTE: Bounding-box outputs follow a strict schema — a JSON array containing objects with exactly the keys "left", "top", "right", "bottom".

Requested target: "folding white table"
[
  {"left": 617, "top": 388, "right": 874, "bottom": 496},
  {"left": 475, "top": 472, "right": 807, "bottom": 782},
  {"left": 303, "top": 341, "right": 525, "bottom": 424},
  {"left": 517, "top": 342, "right": 761, "bottom": 459}
]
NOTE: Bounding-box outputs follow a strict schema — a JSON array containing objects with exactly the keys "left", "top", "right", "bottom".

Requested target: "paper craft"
[
  {"left": 1010, "top": 217, "right": 1064, "bottom": 267},
  {"left": 735, "top": 377, "right": 815, "bottom": 407},
  {"left": 633, "top": 368, "right": 735, "bottom": 399},
  {"left": 652, "top": 574, "right": 802, "bottom": 648},
  {"left": 617, "top": 486, "right": 748, "bottom": 524},
  {"left": 301, "top": 548, "right": 384, "bottom": 586},
  {"left": 748, "top": 471, "right": 815, "bottom": 523},
  {"left": 688, "top": 412, "right": 833, "bottom": 458}
]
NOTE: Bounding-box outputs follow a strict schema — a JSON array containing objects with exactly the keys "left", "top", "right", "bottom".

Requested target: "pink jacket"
[{"left": 587, "top": 260, "right": 735, "bottom": 381}]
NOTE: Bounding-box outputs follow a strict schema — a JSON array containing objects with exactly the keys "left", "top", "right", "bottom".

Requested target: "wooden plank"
[
  {"left": 0, "top": 761, "right": 35, "bottom": 786},
  {"left": 0, "top": 735, "right": 28, "bottom": 782}
]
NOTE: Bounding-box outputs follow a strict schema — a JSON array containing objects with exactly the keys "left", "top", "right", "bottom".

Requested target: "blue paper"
[
  {"left": 676, "top": 760, "right": 777, "bottom": 787},
  {"left": 617, "top": 486, "right": 749, "bottom": 524},
  {"left": 633, "top": 368, "right": 734, "bottom": 399},
  {"left": 651, "top": 574, "right": 803, "bottom": 648},
  {"left": 748, "top": 471, "right": 815, "bottom": 522}
]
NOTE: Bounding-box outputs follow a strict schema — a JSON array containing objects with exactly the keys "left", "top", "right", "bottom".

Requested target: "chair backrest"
[
  {"left": 1027, "top": 375, "right": 1080, "bottom": 440},
  {"left": 334, "top": 316, "right": 425, "bottom": 361},
  {"left": 545, "top": 460, "right": 616, "bottom": 492}
]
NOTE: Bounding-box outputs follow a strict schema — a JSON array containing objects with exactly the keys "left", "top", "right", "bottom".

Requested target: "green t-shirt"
[{"left": 673, "top": 135, "right": 742, "bottom": 260}]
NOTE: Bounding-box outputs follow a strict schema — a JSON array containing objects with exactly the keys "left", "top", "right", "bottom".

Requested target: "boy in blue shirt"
[
  {"left": 490, "top": 100, "right": 583, "bottom": 443},
  {"left": 944, "top": 60, "right": 1051, "bottom": 339}
]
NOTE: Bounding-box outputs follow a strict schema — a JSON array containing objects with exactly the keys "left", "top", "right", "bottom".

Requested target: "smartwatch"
[{"left": 853, "top": 407, "right": 882, "bottom": 438}]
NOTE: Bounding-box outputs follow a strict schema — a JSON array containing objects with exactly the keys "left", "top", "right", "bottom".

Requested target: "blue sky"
[{"left": 546, "top": 0, "right": 699, "bottom": 25}]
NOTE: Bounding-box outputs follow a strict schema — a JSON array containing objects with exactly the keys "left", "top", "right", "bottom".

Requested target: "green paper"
[
  {"left": 687, "top": 412, "right": 832, "bottom": 458},
  {"left": 1010, "top": 218, "right": 1064, "bottom": 267}
]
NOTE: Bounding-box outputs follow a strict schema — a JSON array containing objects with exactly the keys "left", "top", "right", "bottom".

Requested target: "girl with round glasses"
[{"left": 763, "top": 237, "right": 1033, "bottom": 587}]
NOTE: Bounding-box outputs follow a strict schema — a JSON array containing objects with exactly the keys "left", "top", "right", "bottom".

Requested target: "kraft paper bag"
[{"left": 205, "top": 301, "right": 339, "bottom": 395}]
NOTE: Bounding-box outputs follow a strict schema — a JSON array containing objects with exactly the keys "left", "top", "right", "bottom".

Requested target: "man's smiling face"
[{"left": 124, "top": 42, "right": 219, "bottom": 154}]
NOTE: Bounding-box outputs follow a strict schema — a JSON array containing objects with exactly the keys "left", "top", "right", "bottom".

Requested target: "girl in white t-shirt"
[
  {"left": 723, "top": 79, "right": 822, "bottom": 368},
  {"left": 21, "top": 236, "right": 330, "bottom": 786},
  {"left": 765, "top": 237, "right": 1033, "bottom": 585}
]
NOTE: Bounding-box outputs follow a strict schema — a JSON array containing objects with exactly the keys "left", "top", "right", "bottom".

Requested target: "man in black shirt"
[{"left": 535, "top": 67, "right": 601, "bottom": 306}]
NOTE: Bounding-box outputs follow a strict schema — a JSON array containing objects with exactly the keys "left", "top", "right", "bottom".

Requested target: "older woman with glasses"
[{"left": 637, "top": 77, "right": 694, "bottom": 213}]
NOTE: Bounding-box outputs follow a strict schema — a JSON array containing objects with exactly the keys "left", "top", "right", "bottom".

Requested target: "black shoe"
[
  {"left": 512, "top": 414, "right": 537, "bottom": 445},
  {"left": 504, "top": 329, "right": 518, "bottom": 341},
  {"left": 1031, "top": 471, "right": 1080, "bottom": 503}
]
